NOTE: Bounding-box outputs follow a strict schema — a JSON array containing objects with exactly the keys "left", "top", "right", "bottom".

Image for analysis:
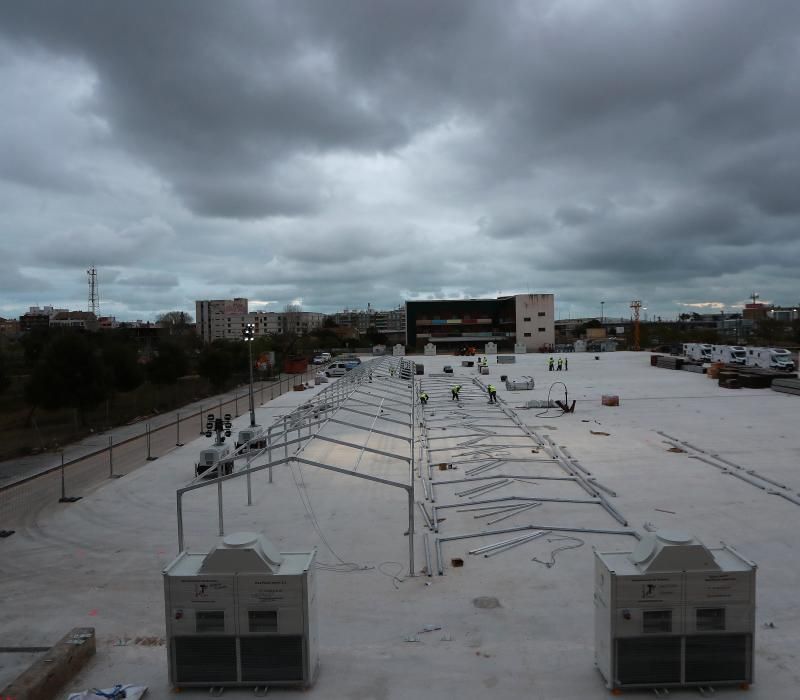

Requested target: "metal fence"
[{"left": 0, "top": 368, "right": 319, "bottom": 528}]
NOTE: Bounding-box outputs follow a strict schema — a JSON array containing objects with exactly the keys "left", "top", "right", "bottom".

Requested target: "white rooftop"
[{"left": 1, "top": 351, "right": 798, "bottom": 698}]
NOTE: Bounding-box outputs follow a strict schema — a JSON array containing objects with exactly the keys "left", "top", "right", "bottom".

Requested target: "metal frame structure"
[
  {"left": 176, "top": 357, "right": 421, "bottom": 574},
  {"left": 416, "top": 372, "right": 637, "bottom": 575}
]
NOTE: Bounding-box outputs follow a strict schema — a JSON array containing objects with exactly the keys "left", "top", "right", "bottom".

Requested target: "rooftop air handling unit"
[
  {"left": 594, "top": 530, "right": 755, "bottom": 691},
  {"left": 164, "top": 532, "right": 317, "bottom": 690}
]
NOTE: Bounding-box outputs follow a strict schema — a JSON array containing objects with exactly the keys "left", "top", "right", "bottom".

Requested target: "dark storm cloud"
[{"left": 1, "top": 0, "right": 799, "bottom": 318}]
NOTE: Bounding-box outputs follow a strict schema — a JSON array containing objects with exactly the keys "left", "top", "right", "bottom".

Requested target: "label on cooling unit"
[
  {"left": 238, "top": 576, "right": 303, "bottom": 604},
  {"left": 176, "top": 577, "right": 233, "bottom": 604},
  {"left": 616, "top": 575, "right": 683, "bottom": 604},
  {"left": 686, "top": 572, "right": 751, "bottom": 602}
]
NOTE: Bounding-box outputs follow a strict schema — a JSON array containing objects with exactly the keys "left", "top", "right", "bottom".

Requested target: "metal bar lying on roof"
[{"left": 484, "top": 530, "right": 549, "bottom": 557}]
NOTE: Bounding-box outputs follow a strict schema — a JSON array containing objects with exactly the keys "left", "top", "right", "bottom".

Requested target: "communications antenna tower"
[
  {"left": 630, "top": 300, "right": 642, "bottom": 351},
  {"left": 87, "top": 265, "right": 99, "bottom": 316}
]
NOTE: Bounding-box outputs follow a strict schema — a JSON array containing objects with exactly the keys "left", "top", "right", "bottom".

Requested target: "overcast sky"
[{"left": 1, "top": 1, "right": 799, "bottom": 322}]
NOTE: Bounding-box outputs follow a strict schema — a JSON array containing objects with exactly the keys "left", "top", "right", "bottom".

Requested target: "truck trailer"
[
  {"left": 746, "top": 347, "right": 795, "bottom": 371},
  {"left": 711, "top": 345, "right": 747, "bottom": 365},
  {"left": 682, "top": 343, "right": 712, "bottom": 362}
]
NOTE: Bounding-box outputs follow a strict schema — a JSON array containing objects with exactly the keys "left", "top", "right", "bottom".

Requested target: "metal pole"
[
  {"left": 176, "top": 412, "right": 183, "bottom": 447},
  {"left": 146, "top": 423, "right": 156, "bottom": 461},
  {"left": 268, "top": 431, "right": 273, "bottom": 484},
  {"left": 408, "top": 488, "right": 415, "bottom": 577},
  {"left": 108, "top": 435, "right": 114, "bottom": 477},
  {"left": 248, "top": 342, "right": 256, "bottom": 426},
  {"left": 177, "top": 492, "right": 184, "bottom": 551},
  {"left": 199, "top": 405, "right": 203, "bottom": 434},
  {"left": 235, "top": 391, "right": 239, "bottom": 417},
  {"left": 60, "top": 453, "right": 66, "bottom": 500},
  {"left": 217, "top": 478, "right": 224, "bottom": 536},
  {"left": 246, "top": 450, "right": 253, "bottom": 506}
]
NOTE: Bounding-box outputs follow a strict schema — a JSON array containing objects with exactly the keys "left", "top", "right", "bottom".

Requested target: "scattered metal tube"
[
  {"left": 467, "top": 480, "right": 512, "bottom": 499},
  {"left": 454, "top": 479, "right": 508, "bottom": 497},
  {"left": 486, "top": 502, "right": 541, "bottom": 524},
  {"left": 484, "top": 530, "right": 549, "bottom": 557}
]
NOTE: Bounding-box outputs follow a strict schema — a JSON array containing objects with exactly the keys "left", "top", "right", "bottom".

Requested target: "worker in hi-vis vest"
[
  {"left": 487, "top": 384, "right": 497, "bottom": 403},
  {"left": 451, "top": 385, "right": 461, "bottom": 401}
]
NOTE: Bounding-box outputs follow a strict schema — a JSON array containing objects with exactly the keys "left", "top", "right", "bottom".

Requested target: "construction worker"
[
  {"left": 557, "top": 358, "right": 563, "bottom": 371},
  {"left": 564, "top": 358, "right": 568, "bottom": 371},
  {"left": 389, "top": 366, "right": 395, "bottom": 377},
  {"left": 548, "top": 356, "right": 554, "bottom": 371},
  {"left": 419, "top": 391, "right": 428, "bottom": 406},
  {"left": 487, "top": 384, "right": 497, "bottom": 403},
  {"left": 451, "top": 384, "right": 461, "bottom": 401}
]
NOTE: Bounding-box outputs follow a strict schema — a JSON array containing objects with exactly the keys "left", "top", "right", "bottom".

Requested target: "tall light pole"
[
  {"left": 243, "top": 323, "right": 256, "bottom": 427},
  {"left": 600, "top": 301, "right": 605, "bottom": 325}
]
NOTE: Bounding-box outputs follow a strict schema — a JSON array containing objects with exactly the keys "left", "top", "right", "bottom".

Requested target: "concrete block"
[
  {"left": 1, "top": 627, "right": 96, "bottom": 700},
  {"left": 484, "top": 342, "right": 498, "bottom": 355},
  {"left": 392, "top": 344, "right": 406, "bottom": 356},
  {"left": 423, "top": 343, "right": 436, "bottom": 356},
  {"left": 514, "top": 343, "right": 527, "bottom": 354}
]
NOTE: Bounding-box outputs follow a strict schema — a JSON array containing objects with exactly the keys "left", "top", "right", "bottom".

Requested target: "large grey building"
[{"left": 405, "top": 294, "right": 554, "bottom": 351}]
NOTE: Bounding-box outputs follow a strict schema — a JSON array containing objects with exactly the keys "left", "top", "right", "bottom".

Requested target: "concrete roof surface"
[{"left": 1, "top": 351, "right": 797, "bottom": 699}]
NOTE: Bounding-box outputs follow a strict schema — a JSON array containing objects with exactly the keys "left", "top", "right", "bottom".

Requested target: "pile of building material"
[
  {"left": 772, "top": 377, "right": 800, "bottom": 396},
  {"left": 505, "top": 376, "right": 535, "bottom": 390},
  {"left": 683, "top": 364, "right": 707, "bottom": 374},
  {"left": 654, "top": 356, "right": 684, "bottom": 370},
  {"left": 717, "top": 366, "right": 797, "bottom": 389}
]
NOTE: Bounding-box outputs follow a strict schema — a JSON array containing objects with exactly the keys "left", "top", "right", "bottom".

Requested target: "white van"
[
  {"left": 325, "top": 362, "right": 350, "bottom": 377},
  {"left": 321, "top": 352, "right": 332, "bottom": 361}
]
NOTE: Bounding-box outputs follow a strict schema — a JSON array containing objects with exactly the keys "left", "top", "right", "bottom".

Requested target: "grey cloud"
[
  {"left": 36, "top": 217, "right": 175, "bottom": 266},
  {"left": 115, "top": 272, "right": 179, "bottom": 288},
  {"left": 1, "top": 1, "right": 800, "bottom": 319}
]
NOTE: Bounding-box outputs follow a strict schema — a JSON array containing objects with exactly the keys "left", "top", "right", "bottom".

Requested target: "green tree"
[
  {"left": 103, "top": 342, "right": 144, "bottom": 393},
  {"left": 757, "top": 318, "right": 783, "bottom": 344},
  {"left": 157, "top": 310, "right": 194, "bottom": 326},
  {"left": 148, "top": 342, "right": 188, "bottom": 385},
  {"left": 0, "top": 350, "right": 9, "bottom": 395},
  {"left": 198, "top": 344, "right": 234, "bottom": 390},
  {"left": 364, "top": 326, "right": 389, "bottom": 346},
  {"left": 20, "top": 327, "right": 51, "bottom": 369},
  {"left": 25, "top": 333, "right": 110, "bottom": 424}
]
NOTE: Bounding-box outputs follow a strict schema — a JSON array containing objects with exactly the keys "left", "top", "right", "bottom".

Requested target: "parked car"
[
  {"left": 312, "top": 355, "right": 326, "bottom": 365},
  {"left": 326, "top": 362, "right": 351, "bottom": 377}
]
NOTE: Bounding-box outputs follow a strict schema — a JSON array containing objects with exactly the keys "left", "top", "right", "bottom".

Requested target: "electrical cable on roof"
[
  {"left": 531, "top": 535, "right": 585, "bottom": 568},
  {"left": 535, "top": 381, "right": 569, "bottom": 418}
]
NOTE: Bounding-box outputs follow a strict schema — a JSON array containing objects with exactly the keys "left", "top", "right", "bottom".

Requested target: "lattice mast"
[
  {"left": 87, "top": 265, "right": 99, "bottom": 316},
  {"left": 630, "top": 300, "right": 642, "bottom": 351}
]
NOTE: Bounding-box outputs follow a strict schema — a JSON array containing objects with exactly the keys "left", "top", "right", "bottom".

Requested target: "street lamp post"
[
  {"left": 600, "top": 301, "right": 605, "bottom": 325},
  {"left": 243, "top": 323, "right": 256, "bottom": 427}
]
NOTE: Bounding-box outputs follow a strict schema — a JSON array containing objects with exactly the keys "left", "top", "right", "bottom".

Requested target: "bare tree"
[{"left": 283, "top": 303, "right": 302, "bottom": 335}]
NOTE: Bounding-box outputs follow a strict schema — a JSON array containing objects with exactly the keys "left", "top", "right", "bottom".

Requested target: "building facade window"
[
  {"left": 538, "top": 311, "right": 546, "bottom": 316},
  {"left": 538, "top": 327, "right": 546, "bottom": 332}
]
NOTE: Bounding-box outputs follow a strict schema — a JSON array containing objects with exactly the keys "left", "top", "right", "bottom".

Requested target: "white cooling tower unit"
[
  {"left": 594, "top": 530, "right": 755, "bottom": 691},
  {"left": 164, "top": 532, "right": 317, "bottom": 689}
]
